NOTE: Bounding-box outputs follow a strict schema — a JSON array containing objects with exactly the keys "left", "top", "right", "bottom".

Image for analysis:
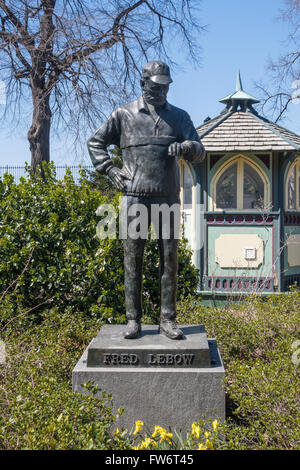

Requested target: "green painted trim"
[
  {"left": 199, "top": 290, "right": 288, "bottom": 307},
  {"left": 199, "top": 290, "right": 280, "bottom": 297},
  {"left": 206, "top": 225, "right": 273, "bottom": 277},
  {"left": 273, "top": 210, "right": 281, "bottom": 291},
  {"left": 284, "top": 155, "right": 300, "bottom": 211},
  {"left": 208, "top": 152, "right": 272, "bottom": 181},
  {"left": 283, "top": 225, "right": 300, "bottom": 276},
  {"left": 280, "top": 153, "right": 296, "bottom": 290},
  {"left": 272, "top": 152, "right": 279, "bottom": 210},
  {"left": 193, "top": 164, "right": 202, "bottom": 275}
]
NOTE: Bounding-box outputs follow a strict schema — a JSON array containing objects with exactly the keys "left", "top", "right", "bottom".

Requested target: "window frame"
[
  {"left": 179, "top": 159, "right": 193, "bottom": 212},
  {"left": 210, "top": 154, "right": 270, "bottom": 212},
  {"left": 178, "top": 159, "right": 196, "bottom": 260},
  {"left": 285, "top": 158, "right": 300, "bottom": 211}
]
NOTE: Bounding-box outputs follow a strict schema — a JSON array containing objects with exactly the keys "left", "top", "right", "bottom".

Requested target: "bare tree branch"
[
  {"left": 0, "top": 0, "right": 35, "bottom": 49},
  {"left": 0, "top": 0, "right": 204, "bottom": 171},
  {"left": 255, "top": 0, "right": 300, "bottom": 122},
  {"left": 62, "top": 0, "right": 145, "bottom": 67}
]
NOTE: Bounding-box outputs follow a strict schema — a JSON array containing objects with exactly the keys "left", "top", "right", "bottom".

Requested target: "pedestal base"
[{"left": 72, "top": 325, "right": 225, "bottom": 434}]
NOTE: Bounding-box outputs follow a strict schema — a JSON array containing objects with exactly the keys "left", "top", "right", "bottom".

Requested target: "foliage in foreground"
[
  {"left": 0, "top": 289, "right": 299, "bottom": 450},
  {"left": 0, "top": 164, "right": 299, "bottom": 450},
  {"left": 0, "top": 164, "right": 198, "bottom": 324},
  {"left": 0, "top": 308, "right": 126, "bottom": 450},
  {"left": 0, "top": 164, "right": 199, "bottom": 450},
  {"left": 129, "top": 419, "right": 220, "bottom": 450},
  {"left": 177, "top": 288, "right": 300, "bottom": 450}
]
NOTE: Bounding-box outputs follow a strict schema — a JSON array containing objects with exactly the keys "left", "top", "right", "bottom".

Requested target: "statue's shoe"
[
  {"left": 159, "top": 320, "right": 183, "bottom": 340},
  {"left": 123, "top": 320, "right": 141, "bottom": 339}
]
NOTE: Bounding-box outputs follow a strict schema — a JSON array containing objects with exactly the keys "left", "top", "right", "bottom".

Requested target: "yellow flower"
[
  {"left": 133, "top": 420, "right": 144, "bottom": 435},
  {"left": 204, "top": 431, "right": 211, "bottom": 439},
  {"left": 191, "top": 423, "right": 201, "bottom": 439},
  {"left": 198, "top": 443, "right": 207, "bottom": 450},
  {"left": 159, "top": 430, "right": 173, "bottom": 445},
  {"left": 152, "top": 425, "right": 166, "bottom": 438},
  {"left": 206, "top": 440, "right": 214, "bottom": 450},
  {"left": 152, "top": 425, "right": 172, "bottom": 445},
  {"left": 114, "top": 428, "right": 120, "bottom": 436},
  {"left": 139, "top": 437, "right": 156, "bottom": 449},
  {"left": 212, "top": 420, "right": 219, "bottom": 432}
]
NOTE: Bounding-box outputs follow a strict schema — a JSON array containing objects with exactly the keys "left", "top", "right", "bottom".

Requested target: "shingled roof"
[{"left": 197, "top": 72, "right": 300, "bottom": 152}]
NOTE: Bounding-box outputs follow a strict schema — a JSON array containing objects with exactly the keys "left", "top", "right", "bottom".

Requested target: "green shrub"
[
  {"left": 1, "top": 164, "right": 298, "bottom": 450},
  {"left": 177, "top": 289, "right": 300, "bottom": 450},
  {"left": 1, "top": 290, "right": 299, "bottom": 449},
  {"left": 0, "top": 163, "right": 199, "bottom": 449},
  {"left": 0, "top": 307, "right": 132, "bottom": 450},
  {"left": 0, "top": 163, "right": 198, "bottom": 325}
]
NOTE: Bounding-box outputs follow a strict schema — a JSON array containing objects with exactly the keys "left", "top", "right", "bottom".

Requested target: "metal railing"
[{"left": 0, "top": 165, "right": 94, "bottom": 184}]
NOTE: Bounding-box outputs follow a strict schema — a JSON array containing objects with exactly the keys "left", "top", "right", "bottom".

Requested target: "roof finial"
[
  {"left": 219, "top": 71, "right": 260, "bottom": 112},
  {"left": 235, "top": 70, "right": 243, "bottom": 92}
]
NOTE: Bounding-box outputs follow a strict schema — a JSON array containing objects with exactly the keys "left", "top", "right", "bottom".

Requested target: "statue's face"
[{"left": 141, "top": 78, "right": 169, "bottom": 107}]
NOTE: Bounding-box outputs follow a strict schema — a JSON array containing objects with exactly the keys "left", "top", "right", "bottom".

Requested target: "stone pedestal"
[{"left": 72, "top": 325, "right": 225, "bottom": 435}]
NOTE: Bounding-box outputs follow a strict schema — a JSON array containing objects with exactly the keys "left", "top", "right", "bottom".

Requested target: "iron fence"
[{"left": 0, "top": 164, "right": 94, "bottom": 184}]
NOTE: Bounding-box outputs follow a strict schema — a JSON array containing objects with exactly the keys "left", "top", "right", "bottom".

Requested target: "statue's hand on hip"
[{"left": 107, "top": 167, "right": 131, "bottom": 191}]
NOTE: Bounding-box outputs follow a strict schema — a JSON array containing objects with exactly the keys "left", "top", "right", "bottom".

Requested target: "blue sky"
[{"left": 0, "top": 0, "right": 299, "bottom": 166}]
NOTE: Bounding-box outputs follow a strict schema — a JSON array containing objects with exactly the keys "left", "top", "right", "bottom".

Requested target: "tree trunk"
[
  {"left": 27, "top": 87, "right": 52, "bottom": 175},
  {"left": 25, "top": 1, "right": 56, "bottom": 175}
]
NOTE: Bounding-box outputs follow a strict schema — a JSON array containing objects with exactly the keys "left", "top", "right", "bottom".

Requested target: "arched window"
[
  {"left": 286, "top": 158, "right": 300, "bottom": 210},
  {"left": 211, "top": 155, "right": 269, "bottom": 211}
]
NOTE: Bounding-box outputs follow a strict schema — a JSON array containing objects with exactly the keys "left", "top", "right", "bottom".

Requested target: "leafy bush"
[
  {"left": 1, "top": 290, "right": 299, "bottom": 450},
  {"left": 0, "top": 307, "right": 132, "bottom": 450},
  {"left": 0, "top": 163, "right": 199, "bottom": 449},
  {"left": 177, "top": 288, "right": 300, "bottom": 450},
  {"left": 0, "top": 302, "right": 219, "bottom": 450},
  {"left": 1, "top": 164, "right": 298, "bottom": 450},
  {"left": 0, "top": 164, "right": 198, "bottom": 325}
]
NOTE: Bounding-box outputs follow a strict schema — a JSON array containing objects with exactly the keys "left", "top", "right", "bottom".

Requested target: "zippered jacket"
[{"left": 88, "top": 95, "right": 204, "bottom": 197}]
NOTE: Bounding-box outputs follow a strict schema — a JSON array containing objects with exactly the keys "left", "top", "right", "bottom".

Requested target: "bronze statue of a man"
[{"left": 88, "top": 61, "right": 205, "bottom": 340}]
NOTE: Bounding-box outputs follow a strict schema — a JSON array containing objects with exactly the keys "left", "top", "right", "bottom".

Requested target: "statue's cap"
[{"left": 142, "top": 61, "right": 172, "bottom": 85}]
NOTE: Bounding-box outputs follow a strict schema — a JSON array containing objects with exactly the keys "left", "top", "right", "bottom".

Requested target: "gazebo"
[{"left": 179, "top": 72, "right": 300, "bottom": 305}]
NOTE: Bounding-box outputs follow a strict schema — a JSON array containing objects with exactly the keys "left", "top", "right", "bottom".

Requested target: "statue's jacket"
[{"left": 88, "top": 95, "right": 204, "bottom": 197}]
